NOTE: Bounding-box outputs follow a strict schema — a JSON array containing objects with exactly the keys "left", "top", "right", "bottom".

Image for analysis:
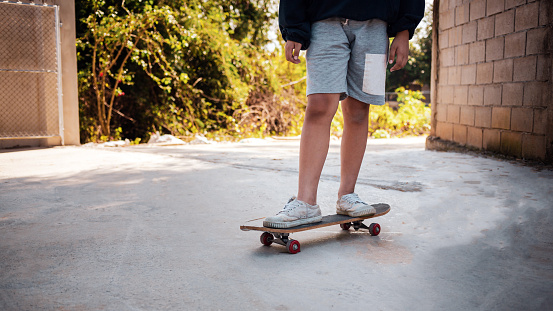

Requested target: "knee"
[
  {"left": 342, "top": 103, "right": 370, "bottom": 124},
  {"left": 305, "top": 94, "right": 339, "bottom": 122}
]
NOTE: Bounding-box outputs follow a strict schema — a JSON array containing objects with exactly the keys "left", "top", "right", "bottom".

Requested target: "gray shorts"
[{"left": 306, "top": 18, "right": 389, "bottom": 105}]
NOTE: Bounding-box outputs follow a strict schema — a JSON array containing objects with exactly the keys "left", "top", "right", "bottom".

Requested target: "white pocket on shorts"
[{"left": 362, "top": 53, "right": 387, "bottom": 96}]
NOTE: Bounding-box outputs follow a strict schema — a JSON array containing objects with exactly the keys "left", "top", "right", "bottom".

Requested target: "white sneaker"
[
  {"left": 263, "top": 196, "right": 323, "bottom": 228},
  {"left": 336, "top": 193, "right": 376, "bottom": 217}
]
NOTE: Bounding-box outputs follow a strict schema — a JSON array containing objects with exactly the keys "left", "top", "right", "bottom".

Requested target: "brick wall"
[{"left": 430, "top": 0, "right": 553, "bottom": 162}]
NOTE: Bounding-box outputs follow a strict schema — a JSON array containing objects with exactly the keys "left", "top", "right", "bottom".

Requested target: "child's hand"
[
  {"left": 388, "top": 30, "right": 410, "bottom": 72},
  {"left": 285, "top": 40, "right": 302, "bottom": 64}
]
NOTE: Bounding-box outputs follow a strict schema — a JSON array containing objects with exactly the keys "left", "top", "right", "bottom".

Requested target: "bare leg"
[
  {"left": 296, "top": 93, "right": 340, "bottom": 205},
  {"left": 338, "top": 97, "right": 370, "bottom": 198}
]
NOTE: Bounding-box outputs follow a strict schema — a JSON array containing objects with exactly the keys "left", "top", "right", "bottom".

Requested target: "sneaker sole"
[
  {"left": 336, "top": 208, "right": 376, "bottom": 217},
  {"left": 263, "top": 216, "right": 323, "bottom": 229}
]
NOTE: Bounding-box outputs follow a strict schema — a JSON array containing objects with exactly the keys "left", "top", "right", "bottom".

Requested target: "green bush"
[
  {"left": 369, "top": 87, "right": 431, "bottom": 138},
  {"left": 328, "top": 87, "right": 431, "bottom": 139}
]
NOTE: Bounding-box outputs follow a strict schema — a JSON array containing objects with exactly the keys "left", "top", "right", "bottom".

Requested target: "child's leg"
[
  {"left": 338, "top": 96, "right": 370, "bottom": 198},
  {"left": 333, "top": 96, "right": 376, "bottom": 217},
  {"left": 263, "top": 93, "right": 337, "bottom": 229},
  {"left": 296, "top": 93, "right": 340, "bottom": 205}
]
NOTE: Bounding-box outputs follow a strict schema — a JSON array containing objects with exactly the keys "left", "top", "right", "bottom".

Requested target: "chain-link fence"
[{"left": 0, "top": 2, "right": 63, "bottom": 142}]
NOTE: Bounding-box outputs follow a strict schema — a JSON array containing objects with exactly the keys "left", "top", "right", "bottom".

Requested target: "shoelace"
[
  {"left": 343, "top": 194, "right": 365, "bottom": 205},
  {"left": 277, "top": 197, "right": 301, "bottom": 215}
]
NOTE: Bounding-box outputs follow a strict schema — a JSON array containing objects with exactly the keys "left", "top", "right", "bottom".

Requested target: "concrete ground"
[{"left": 1, "top": 136, "right": 552, "bottom": 310}]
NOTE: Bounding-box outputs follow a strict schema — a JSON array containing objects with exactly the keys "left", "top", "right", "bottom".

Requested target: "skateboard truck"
[
  {"left": 260, "top": 232, "right": 301, "bottom": 254},
  {"left": 353, "top": 221, "right": 369, "bottom": 231},
  {"left": 352, "top": 221, "right": 381, "bottom": 235},
  {"left": 272, "top": 233, "right": 289, "bottom": 245},
  {"left": 339, "top": 221, "right": 381, "bottom": 235}
]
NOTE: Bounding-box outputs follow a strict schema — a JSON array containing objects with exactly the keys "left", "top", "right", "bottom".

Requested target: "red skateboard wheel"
[
  {"left": 287, "top": 240, "right": 301, "bottom": 254},
  {"left": 369, "top": 223, "right": 381, "bottom": 236},
  {"left": 340, "top": 223, "right": 351, "bottom": 230},
  {"left": 260, "top": 232, "right": 274, "bottom": 246}
]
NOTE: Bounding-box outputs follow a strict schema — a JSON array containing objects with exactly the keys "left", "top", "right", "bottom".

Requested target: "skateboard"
[{"left": 240, "top": 203, "right": 390, "bottom": 254}]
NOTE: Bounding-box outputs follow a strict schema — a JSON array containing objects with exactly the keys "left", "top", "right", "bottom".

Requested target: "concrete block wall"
[{"left": 431, "top": 0, "right": 553, "bottom": 162}]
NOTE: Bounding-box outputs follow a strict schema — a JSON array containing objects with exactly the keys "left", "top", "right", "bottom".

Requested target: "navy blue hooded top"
[{"left": 279, "top": 0, "right": 426, "bottom": 50}]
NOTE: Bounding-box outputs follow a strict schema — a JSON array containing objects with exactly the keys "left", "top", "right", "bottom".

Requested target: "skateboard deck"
[{"left": 240, "top": 203, "right": 390, "bottom": 254}]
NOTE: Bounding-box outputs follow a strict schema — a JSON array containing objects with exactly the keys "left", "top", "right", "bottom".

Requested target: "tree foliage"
[
  {"left": 369, "top": 88, "right": 431, "bottom": 137},
  {"left": 77, "top": 0, "right": 305, "bottom": 142}
]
